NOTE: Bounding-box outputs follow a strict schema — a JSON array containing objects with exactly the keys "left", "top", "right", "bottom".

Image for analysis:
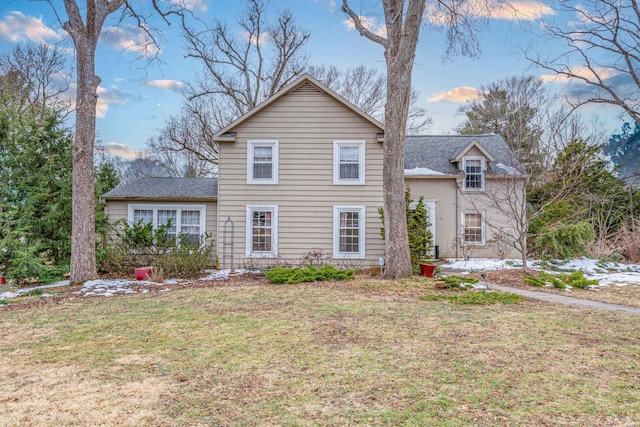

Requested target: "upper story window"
[
  {"left": 247, "top": 140, "right": 279, "bottom": 184},
  {"left": 334, "top": 140, "right": 365, "bottom": 185},
  {"left": 129, "top": 204, "right": 206, "bottom": 245},
  {"left": 463, "top": 157, "right": 484, "bottom": 190}
]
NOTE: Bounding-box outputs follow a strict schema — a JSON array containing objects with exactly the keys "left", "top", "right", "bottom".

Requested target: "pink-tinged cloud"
[
  {"left": 428, "top": 86, "right": 480, "bottom": 103},
  {"left": 426, "top": 0, "right": 553, "bottom": 24},
  {"left": 146, "top": 79, "right": 185, "bottom": 91},
  {"left": 540, "top": 66, "right": 620, "bottom": 83},
  {"left": 0, "top": 11, "right": 61, "bottom": 43},
  {"left": 104, "top": 142, "right": 141, "bottom": 160},
  {"left": 344, "top": 15, "right": 387, "bottom": 38}
]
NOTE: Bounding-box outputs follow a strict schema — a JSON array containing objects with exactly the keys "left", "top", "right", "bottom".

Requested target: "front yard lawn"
[{"left": 0, "top": 280, "right": 638, "bottom": 426}]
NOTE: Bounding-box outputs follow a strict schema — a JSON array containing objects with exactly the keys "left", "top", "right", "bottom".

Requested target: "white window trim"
[
  {"left": 127, "top": 203, "right": 207, "bottom": 241},
  {"left": 462, "top": 156, "right": 485, "bottom": 191},
  {"left": 333, "top": 206, "right": 366, "bottom": 259},
  {"left": 333, "top": 140, "right": 365, "bottom": 185},
  {"left": 247, "top": 140, "right": 279, "bottom": 184},
  {"left": 461, "top": 210, "right": 485, "bottom": 245},
  {"left": 246, "top": 205, "right": 278, "bottom": 258}
]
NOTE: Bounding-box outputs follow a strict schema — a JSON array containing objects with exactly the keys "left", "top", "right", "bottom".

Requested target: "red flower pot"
[
  {"left": 419, "top": 263, "right": 436, "bottom": 278},
  {"left": 0, "top": 276, "right": 5, "bottom": 285},
  {"left": 135, "top": 267, "right": 152, "bottom": 281}
]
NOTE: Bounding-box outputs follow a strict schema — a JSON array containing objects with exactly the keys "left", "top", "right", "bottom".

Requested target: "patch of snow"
[
  {"left": 443, "top": 256, "right": 640, "bottom": 287},
  {"left": 404, "top": 167, "right": 445, "bottom": 176},
  {"left": 443, "top": 258, "right": 524, "bottom": 271},
  {"left": 0, "top": 269, "right": 248, "bottom": 301},
  {"left": 493, "top": 163, "right": 522, "bottom": 175}
]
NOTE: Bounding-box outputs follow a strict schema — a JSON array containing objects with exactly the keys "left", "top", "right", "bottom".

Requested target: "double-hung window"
[
  {"left": 334, "top": 140, "right": 365, "bottom": 185},
  {"left": 462, "top": 211, "right": 485, "bottom": 245},
  {"left": 129, "top": 204, "right": 206, "bottom": 245},
  {"left": 333, "top": 206, "right": 366, "bottom": 259},
  {"left": 463, "top": 157, "right": 484, "bottom": 190},
  {"left": 246, "top": 205, "right": 278, "bottom": 257},
  {"left": 247, "top": 140, "right": 279, "bottom": 184}
]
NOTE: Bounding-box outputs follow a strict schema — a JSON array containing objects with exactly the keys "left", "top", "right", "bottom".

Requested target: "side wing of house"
[
  {"left": 101, "top": 178, "right": 218, "bottom": 254},
  {"left": 405, "top": 135, "right": 526, "bottom": 259},
  {"left": 215, "top": 76, "right": 385, "bottom": 268}
]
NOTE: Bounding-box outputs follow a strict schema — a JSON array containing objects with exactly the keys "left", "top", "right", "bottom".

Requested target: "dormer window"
[{"left": 463, "top": 157, "right": 484, "bottom": 191}]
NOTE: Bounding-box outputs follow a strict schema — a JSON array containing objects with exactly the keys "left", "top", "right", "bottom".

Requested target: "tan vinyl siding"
[
  {"left": 407, "top": 177, "right": 524, "bottom": 259},
  {"left": 104, "top": 200, "right": 217, "bottom": 249},
  {"left": 217, "top": 83, "right": 384, "bottom": 267}
]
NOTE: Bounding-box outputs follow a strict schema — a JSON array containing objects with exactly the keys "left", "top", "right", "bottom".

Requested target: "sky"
[{"left": 0, "top": 0, "right": 627, "bottom": 160}]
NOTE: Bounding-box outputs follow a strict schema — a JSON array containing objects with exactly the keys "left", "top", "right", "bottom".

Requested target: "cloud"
[
  {"left": 344, "top": 15, "right": 387, "bottom": 38},
  {"left": 146, "top": 79, "right": 185, "bottom": 91},
  {"left": 242, "top": 31, "right": 269, "bottom": 47},
  {"left": 170, "top": 0, "right": 208, "bottom": 12},
  {"left": 312, "top": 0, "right": 337, "bottom": 13},
  {"left": 428, "top": 86, "right": 480, "bottom": 103},
  {"left": 99, "top": 25, "right": 160, "bottom": 58},
  {"left": 104, "top": 142, "right": 141, "bottom": 160},
  {"left": 426, "top": 0, "right": 553, "bottom": 24},
  {"left": 0, "top": 11, "right": 61, "bottom": 43},
  {"left": 540, "top": 66, "right": 620, "bottom": 83}
]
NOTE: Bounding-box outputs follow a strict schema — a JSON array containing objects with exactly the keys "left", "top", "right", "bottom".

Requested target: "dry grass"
[
  {"left": 0, "top": 281, "right": 639, "bottom": 426},
  {"left": 483, "top": 269, "right": 640, "bottom": 307}
]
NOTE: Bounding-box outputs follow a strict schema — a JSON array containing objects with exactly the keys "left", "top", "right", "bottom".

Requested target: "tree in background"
[
  {"left": 458, "top": 76, "right": 545, "bottom": 176},
  {"left": 0, "top": 43, "right": 71, "bottom": 119},
  {"left": 343, "top": 0, "right": 487, "bottom": 278},
  {"left": 528, "top": 140, "right": 634, "bottom": 259},
  {"left": 184, "top": 0, "right": 309, "bottom": 128},
  {"left": 309, "top": 64, "right": 432, "bottom": 134},
  {"left": 529, "top": 0, "right": 640, "bottom": 123},
  {"left": 605, "top": 122, "right": 640, "bottom": 187}
]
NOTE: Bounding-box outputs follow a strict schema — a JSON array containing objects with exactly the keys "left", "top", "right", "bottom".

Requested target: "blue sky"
[{"left": 0, "top": 0, "right": 625, "bottom": 159}]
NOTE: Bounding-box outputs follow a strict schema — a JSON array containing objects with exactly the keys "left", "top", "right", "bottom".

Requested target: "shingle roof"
[
  {"left": 404, "top": 134, "right": 524, "bottom": 176},
  {"left": 101, "top": 177, "right": 218, "bottom": 200}
]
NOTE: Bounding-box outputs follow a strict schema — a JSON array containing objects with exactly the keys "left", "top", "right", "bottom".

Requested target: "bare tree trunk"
[
  {"left": 382, "top": 64, "right": 413, "bottom": 278},
  {"left": 342, "top": 0, "right": 426, "bottom": 279},
  {"left": 70, "top": 43, "right": 99, "bottom": 283}
]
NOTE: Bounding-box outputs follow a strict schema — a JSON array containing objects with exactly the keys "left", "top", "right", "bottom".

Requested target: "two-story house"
[{"left": 102, "top": 75, "right": 526, "bottom": 267}]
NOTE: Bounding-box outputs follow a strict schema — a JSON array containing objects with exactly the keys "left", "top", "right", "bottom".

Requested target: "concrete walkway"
[{"left": 489, "top": 283, "right": 640, "bottom": 316}]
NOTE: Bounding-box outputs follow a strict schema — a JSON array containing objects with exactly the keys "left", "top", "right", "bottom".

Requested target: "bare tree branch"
[{"left": 528, "top": 0, "right": 640, "bottom": 122}]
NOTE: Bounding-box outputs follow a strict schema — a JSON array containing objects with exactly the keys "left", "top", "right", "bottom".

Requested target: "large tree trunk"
[
  {"left": 382, "top": 65, "right": 413, "bottom": 278},
  {"left": 70, "top": 43, "right": 98, "bottom": 283}
]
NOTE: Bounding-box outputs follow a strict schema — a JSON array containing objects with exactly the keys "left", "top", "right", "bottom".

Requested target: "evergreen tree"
[{"left": 0, "top": 106, "right": 73, "bottom": 282}]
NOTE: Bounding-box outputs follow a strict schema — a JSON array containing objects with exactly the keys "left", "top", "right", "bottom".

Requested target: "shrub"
[
  {"left": 101, "top": 221, "right": 215, "bottom": 278},
  {"left": 379, "top": 187, "right": 433, "bottom": 271},
  {"left": 442, "top": 275, "right": 479, "bottom": 289},
  {"left": 420, "top": 291, "right": 525, "bottom": 305},
  {"left": 265, "top": 264, "right": 355, "bottom": 284},
  {"left": 523, "top": 270, "right": 598, "bottom": 290}
]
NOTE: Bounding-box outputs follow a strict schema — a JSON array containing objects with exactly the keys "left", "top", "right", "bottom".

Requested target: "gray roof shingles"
[
  {"left": 101, "top": 177, "right": 218, "bottom": 200},
  {"left": 404, "top": 134, "right": 524, "bottom": 175}
]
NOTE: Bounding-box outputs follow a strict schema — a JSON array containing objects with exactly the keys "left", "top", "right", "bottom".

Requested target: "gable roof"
[
  {"left": 101, "top": 177, "right": 218, "bottom": 201},
  {"left": 213, "top": 74, "right": 384, "bottom": 141},
  {"left": 451, "top": 139, "right": 495, "bottom": 163},
  {"left": 404, "top": 134, "right": 525, "bottom": 176}
]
